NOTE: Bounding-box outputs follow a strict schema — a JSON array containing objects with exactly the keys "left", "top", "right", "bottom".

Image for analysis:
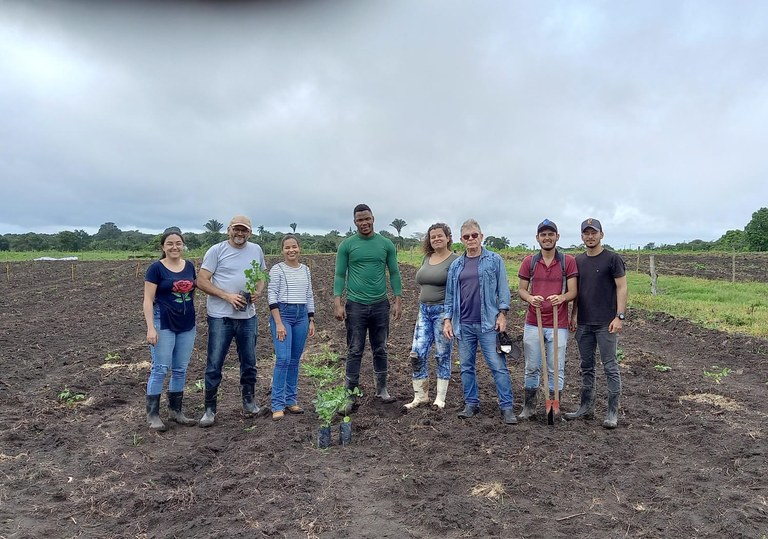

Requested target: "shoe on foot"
[
  {"left": 286, "top": 405, "right": 304, "bottom": 414},
  {"left": 502, "top": 408, "right": 518, "bottom": 425},
  {"left": 272, "top": 411, "right": 284, "bottom": 421},
  {"left": 457, "top": 405, "right": 480, "bottom": 419}
]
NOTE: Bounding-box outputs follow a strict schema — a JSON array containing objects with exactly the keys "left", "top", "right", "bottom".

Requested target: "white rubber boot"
[
  {"left": 403, "top": 379, "right": 429, "bottom": 410},
  {"left": 432, "top": 378, "right": 449, "bottom": 410}
]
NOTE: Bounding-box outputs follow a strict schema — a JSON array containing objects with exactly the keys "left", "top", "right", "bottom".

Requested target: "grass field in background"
[
  {"left": 399, "top": 249, "right": 768, "bottom": 338},
  {"left": 2, "top": 249, "right": 766, "bottom": 337}
]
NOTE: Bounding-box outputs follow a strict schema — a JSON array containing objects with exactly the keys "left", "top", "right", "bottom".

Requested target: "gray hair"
[{"left": 460, "top": 219, "right": 482, "bottom": 234}]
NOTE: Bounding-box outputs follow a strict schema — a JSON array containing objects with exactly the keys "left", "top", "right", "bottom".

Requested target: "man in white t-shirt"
[{"left": 196, "top": 215, "right": 268, "bottom": 427}]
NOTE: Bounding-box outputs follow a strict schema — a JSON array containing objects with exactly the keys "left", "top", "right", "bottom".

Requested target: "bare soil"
[{"left": 0, "top": 254, "right": 766, "bottom": 538}]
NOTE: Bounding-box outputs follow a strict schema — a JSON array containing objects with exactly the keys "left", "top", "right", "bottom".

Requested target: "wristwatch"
[{"left": 616, "top": 313, "right": 625, "bottom": 321}]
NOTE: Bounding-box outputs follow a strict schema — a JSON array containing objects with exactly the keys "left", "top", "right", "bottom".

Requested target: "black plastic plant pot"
[
  {"left": 317, "top": 426, "right": 332, "bottom": 449},
  {"left": 236, "top": 291, "right": 251, "bottom": 312},
  {"left": 339, "top": 421, "right": 352, "bottom": 446}
]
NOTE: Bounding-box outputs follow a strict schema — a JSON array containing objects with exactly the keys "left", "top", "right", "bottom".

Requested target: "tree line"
[
  {"left": 1, "top": 208, "right": 767, "bottom": 253},
  {"left": 0, "top": 219, "right": 422, "bottom": 254}
]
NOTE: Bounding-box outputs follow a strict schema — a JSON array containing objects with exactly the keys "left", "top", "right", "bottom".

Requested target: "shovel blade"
[{"left": 546, "top": 399, "right": 555, "bottom": 425}]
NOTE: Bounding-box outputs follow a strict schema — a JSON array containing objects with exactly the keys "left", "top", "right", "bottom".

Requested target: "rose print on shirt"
[{"left": 172, "top": 279, "right": 195, "bottom": 303}]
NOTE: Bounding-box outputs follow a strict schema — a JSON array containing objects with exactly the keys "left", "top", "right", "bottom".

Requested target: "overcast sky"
[{"left": 2, "top": 0, "right": 767, "bottom": 249}]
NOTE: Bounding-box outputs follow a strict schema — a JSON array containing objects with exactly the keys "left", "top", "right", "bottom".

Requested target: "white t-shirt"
[{"left": 201, "top": 240, "right": 266, "bottom": 319}]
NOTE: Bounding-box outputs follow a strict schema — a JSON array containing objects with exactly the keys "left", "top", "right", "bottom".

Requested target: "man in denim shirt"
[{"left": 443, "top": 219, "right": 517, "bottom": 425}]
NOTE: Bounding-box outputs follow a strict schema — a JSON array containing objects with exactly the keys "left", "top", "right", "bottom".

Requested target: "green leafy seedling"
[
  {"left": 704, "top": 365, "right": 731, "bottom": 384},
  {"left": 194, "top": 379, "right": 204, "bottom": 392},
  {"left": 104, "top": 352, "right": 121, "bottom": 362},
  {"left": 654, "top": 364, "right": 671, "bottom": 372},
  {"left": 58, "top": 388, "right": 86, "bottom": 405},
  {"left": 244, "top": 259, "right": 269, "bottom": 294},
  {"left": 313, "top": 386, "right": 362, "bottom": 427}
]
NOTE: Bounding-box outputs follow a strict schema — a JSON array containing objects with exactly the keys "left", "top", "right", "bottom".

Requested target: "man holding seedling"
[
  {"left": 517, "top": 219, "right": 578, "bottom": 421},
  {"left": 566, "top": 218, "right": 627, "bottom": 429},
  {"left": 196, "top": 215, "right": 268, "bottom": 427},
  {"left": 334, "top": 203, "right": 402, "bottom": 414}
]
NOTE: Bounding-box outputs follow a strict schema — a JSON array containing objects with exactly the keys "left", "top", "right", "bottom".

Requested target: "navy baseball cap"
[
  {"left": 581, "top": 218, "right": 602, "bottom": 232},
  {"left": 537, "top": 219, "right": 558, "bottom": 233}
]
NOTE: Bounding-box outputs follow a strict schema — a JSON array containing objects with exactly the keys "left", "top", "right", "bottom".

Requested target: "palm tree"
[
  {"left": 390, "top": 218, "right": 407, "bottom": 249},
  {"left": 204, "top": 219, "right": 224, "bottom": 233},
  {"left": 290, "top": 223, "right": 297, "bottom": 233}
]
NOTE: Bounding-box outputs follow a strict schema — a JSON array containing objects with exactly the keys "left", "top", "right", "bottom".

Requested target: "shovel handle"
[
  {"left": 536, "top": 307, "right": 548, "bottom": 401},
  {"left": 553, "top": 306, "right": 559, "bottom": 402}
]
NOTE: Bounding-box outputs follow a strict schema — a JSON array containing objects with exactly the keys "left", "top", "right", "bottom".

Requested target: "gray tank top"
[{"left": 415, "top": 253, "right": 458, "bottom": 304}]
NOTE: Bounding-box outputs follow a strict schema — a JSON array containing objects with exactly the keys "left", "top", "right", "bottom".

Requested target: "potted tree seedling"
[
  {"left": 313, "top": 385, "right": 362, "bottom": 449},
  {"left": 240, "top": 260, "right": 269, "bottom": 311}
]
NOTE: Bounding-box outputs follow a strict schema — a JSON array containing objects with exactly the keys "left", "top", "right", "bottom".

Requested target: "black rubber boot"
[
  {"left": 168, "top": 391, "right": 197, "bottom": 426},
  {"left": 374, "top": 372, "right": 396, "bottom": 403},
  {"left": 241, "top": 384, "right": 267, "bottom": 417},
  {"left": 146, "top": 394, "right": 167, "bottom": 431},
  {"left": 199, "top": 388, "right": 217, "bottom": 428},
  {"left": 564, "top": 386, "right": 596, "bottom": 421},
  {"left": 517, "top": 387, "right": 538, "bottom": 420},
  {"left": 603, "top": 392, "right": 620, "bottom": 429},
  {"left": 457, "top": 404, "right": 480, "bottom": 419}
]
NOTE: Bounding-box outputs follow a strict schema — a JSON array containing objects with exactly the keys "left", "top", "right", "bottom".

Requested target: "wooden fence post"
[
  {"left": 732, "top": 251, "right": 736, "bottom": 283},
  {"left": 649, "top": 255, "right": 658, "bottom": 296},
  {"left": 636, "top": 248, "right": 641, "bottom": 273}
]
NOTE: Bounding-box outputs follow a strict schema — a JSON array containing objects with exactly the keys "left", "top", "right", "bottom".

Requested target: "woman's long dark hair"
[{"left": 159, "top": 227, "right": 184, "bottom": 259}]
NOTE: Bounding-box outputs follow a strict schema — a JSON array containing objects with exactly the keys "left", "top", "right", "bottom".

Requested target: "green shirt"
[{"left": 333, "top": 233, "right": 402, "bottom": 304}]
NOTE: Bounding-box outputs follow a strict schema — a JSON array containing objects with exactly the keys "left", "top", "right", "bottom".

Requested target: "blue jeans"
[
  {"left": 410, "top": 303, "right": 452, "bottom": 380},
  {"left": 522, "top": 324, "right": 567, "bottom": 391},
  {"left": 269, "top": 303, "right": 309, "bottom": 411},
  {"left": 574, "top": 324, "right": 622, "bottom": 394},
  {"left": 204, "top": 315, "right": 257, "bottom": 391},
  {"left": 146, "top": 310, "right": 196, "bottom": 395},
  {"left": 345, "top": 300, "right": 390, "bottom": 388},
  {"left": 457, "top": 323, "right": 514, "bottom": 410}
]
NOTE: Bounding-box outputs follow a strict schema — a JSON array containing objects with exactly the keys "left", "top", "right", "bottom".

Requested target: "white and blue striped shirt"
[{"left": 267, "top": 262, "right": 315, "bottom": 315}]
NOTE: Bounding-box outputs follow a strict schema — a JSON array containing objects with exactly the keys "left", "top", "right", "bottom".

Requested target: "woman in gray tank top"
[{"left": 404, "top": 223, "right": 459, "bottom": 411}]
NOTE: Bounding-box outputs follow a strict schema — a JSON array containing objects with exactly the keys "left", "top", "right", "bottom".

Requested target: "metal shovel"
[{"left": 536, "top": 306, "right": 551, "bottom": 425}]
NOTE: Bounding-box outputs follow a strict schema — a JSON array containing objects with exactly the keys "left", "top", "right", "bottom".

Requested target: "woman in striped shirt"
[{"left": 267, "top": 234, "right": 316, "bottom": 420}]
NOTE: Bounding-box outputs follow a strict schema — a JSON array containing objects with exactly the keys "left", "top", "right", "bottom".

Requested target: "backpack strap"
[{"left": 528, "top": 249, "right": 567, "bottom": 294}]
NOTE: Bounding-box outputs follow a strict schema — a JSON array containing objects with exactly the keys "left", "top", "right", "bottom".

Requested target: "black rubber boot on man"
[
  {"left": 199, "top": 388, "right": 217, "bottom": 428},
  {"left": 374, "top": 372, "right": 396, "bottom": 403},
  {"left": 564, "top": 386, "right": 596, "bottom": 421},
  {"left": 603, "top": 392, "right": 620, "bottom": 429},
  {"left": 517, "top": 387, "right": 538, "bottom": 420}
]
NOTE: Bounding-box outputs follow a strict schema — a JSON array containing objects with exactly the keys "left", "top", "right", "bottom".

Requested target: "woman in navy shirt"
[{"left": 142, "top": 227, "right": 197, "bottom": 431}]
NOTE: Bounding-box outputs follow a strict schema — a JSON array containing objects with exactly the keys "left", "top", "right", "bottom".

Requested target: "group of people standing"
[{"left": 141, "top": 205, "right": 627, "bottom": 432}]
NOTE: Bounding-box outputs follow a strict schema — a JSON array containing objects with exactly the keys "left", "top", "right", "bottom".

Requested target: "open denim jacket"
[{"left": 443, "top": 247, "right": 511, "bottom": 339}]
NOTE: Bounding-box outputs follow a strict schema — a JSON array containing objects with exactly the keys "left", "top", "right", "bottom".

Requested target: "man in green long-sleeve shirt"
[{"left": 334, "top": 203, "right": 402, "bottom": 412}]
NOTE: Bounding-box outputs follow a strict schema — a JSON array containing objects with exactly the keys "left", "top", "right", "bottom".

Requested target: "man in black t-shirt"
[{"left": 566, "top": 218, "right": 628, "bottom": 429}]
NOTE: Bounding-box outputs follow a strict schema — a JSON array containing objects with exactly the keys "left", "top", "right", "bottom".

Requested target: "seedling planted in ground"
[
  {"left": 58, "top": 388, "right": 86, "bottom": 404},
  {"left": 104, "top": 352, "right": 121, "bottom": 362},
  {"left": 704, "top": 365, "right": 732, "bottom": 384},
  {"left": 654, "top": 364, "right": 671, "bottom": 372}
]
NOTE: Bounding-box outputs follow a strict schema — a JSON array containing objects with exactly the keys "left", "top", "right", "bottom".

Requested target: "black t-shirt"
[{"left": 575, "top": 249, "right": 626, "bottom": 326}]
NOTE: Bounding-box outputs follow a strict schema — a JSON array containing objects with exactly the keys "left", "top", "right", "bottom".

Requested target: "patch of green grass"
[{"left": 626, "top": 273, "right": 768, "bottom": 338}]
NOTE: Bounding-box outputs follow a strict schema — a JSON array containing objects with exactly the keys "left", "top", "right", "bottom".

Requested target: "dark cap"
[
  {"left": 580, "top": 218, "right": 602, "bottom": 232},
  {"left": 537, "top": 219, "right": 558, "bottom": 233}
]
